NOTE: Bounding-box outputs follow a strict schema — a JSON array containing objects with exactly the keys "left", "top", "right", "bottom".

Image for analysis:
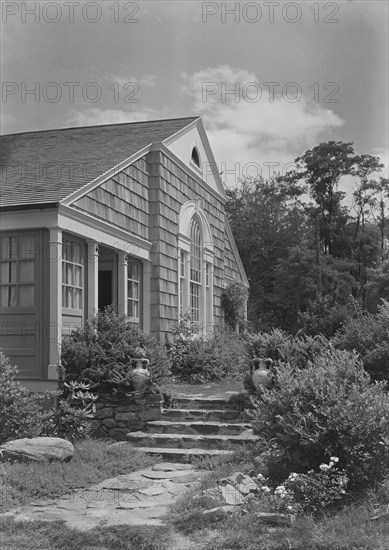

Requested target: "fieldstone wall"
[{"left": 90, "top": 393, "right": 163, "bottom": 440}]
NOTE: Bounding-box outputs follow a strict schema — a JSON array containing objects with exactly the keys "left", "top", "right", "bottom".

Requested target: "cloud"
[
  {"left": 0, "top": 114, "right": 16, "bottom": 135},
  {"left": 181, "top": 65, "right": 345, "bottom": 186}
]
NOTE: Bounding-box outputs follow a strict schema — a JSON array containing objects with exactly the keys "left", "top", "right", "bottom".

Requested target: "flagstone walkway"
[{"left": 1, "top": 461, "right": 210, "bottom": 531}]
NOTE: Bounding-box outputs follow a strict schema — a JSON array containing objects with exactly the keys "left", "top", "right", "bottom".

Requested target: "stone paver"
[{"left": 0, "top": 462, "right": 211, "bottom": 530}]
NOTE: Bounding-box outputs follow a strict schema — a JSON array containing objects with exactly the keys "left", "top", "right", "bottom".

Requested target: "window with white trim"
[
  {"left": 127, "top": 260, "right": 142, "bottom": 322},
  {"left": 178, "top": 201, "right": 214, "bottom": 333},
  {"left": 0, "top": 235, "right": 37, "bottom": 308},
  {"left": 189, "top": 217, "right": 202, "bottom": 324},
  {"left": 62, "top": 239, "right": 84, "bottom": 310}
]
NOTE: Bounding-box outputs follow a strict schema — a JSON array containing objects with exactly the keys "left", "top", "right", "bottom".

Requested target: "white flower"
[
  {"left": 330, "top": 456, "right": 339, "bottom": 462},
  {"left": 287, "top": 505, "right": 293, "bottom": 511},
  {"left": 329, "top": 461, "right": 334, "bottom": 468},
  {"left": 288, "top": 473, "right": 298, "bottom": 481},
  {"left": 257, "top": 473, "right": 266, "bottom": 481},
  {"left": 319, "top": 464, "right": 330, "bottom": 471}
]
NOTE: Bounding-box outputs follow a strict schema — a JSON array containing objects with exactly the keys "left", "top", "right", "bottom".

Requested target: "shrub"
[
  {"left": 0, "top": 352, "right": 54, "bottom": 444},
  {"left": 0, "top": 351, "right": 97, "bottom": 444},
  {"left": 333, "top": 299, "right": 389, "bottom": 382},
  {"left": 61, "top": 306, "right": 171, "bottom": 388},
  {"left": 250, "top": 348, "right": 389, "bottom": 494},
  {"left": 168, "top": 316, "right": 248, "bottom": 383},
  {"left": 245, "top": 328, "right": 332, "bottom": 371}
]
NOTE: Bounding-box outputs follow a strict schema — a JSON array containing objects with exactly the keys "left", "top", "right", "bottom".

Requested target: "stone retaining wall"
[{"left": 90, "top": 393, "right": 163, "bottom": 440}]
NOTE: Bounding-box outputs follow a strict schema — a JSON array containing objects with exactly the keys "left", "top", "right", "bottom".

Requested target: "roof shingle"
[{"left": 0, "top": 117, "right": 198, "bottom": 208}]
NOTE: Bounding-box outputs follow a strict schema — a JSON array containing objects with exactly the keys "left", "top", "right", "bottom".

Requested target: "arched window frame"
[{"left": 178, "top": 201, "right": 214, "bottom": 334}]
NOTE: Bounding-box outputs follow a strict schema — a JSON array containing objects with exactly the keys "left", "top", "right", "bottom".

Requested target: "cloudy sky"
[{"left": 1, "top": 0, "right": 388, "bottom": 186}]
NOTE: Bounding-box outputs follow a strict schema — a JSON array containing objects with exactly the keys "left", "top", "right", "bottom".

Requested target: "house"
[{"left": 0, "top": 117, "right": 248, "bottom": 391}]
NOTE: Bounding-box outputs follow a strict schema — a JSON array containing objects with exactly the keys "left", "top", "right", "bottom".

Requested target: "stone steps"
[
  {"left": 147, "top": 420, "right": 251, "bottom": 436},
  {"left": 126, "top": 392, "right": 254, "bottom": 462},
  {"left": 127, "top": 431, "right": 258, "bottom": 450},
  {"left": 173, "top": 397, "right": 239, "bottom": 410},
  {"left": 161, "top": 408, "right": 249, "bottom": 423},
  {"left": 132, "top": 447, "right": 235, "bottom": 462}
]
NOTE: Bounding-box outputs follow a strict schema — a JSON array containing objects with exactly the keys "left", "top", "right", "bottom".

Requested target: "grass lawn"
[{"left": 0, "top": 519, "right": 173, "bottom": 550}]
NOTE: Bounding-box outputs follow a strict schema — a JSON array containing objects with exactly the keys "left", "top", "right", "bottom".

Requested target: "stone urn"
[
  {"left": 251, "top": 358, "right": 274, "bottom": 396},
  {"left": 130, "top": 358, "right": 150, "bottom": 391}
]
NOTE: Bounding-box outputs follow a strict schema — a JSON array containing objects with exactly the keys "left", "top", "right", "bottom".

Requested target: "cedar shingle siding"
[{"left": 0, "top": 117, "right": 248, "bottom": 385}]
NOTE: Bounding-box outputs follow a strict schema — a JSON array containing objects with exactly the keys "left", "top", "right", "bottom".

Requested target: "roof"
[{"left": 0, "top": 117, "right": 199, "bottom": 209}]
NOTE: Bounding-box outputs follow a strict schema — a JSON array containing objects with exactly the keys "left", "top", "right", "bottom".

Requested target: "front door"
[{"left": 98, "top": 270, "right": 113, "bottom": 310}]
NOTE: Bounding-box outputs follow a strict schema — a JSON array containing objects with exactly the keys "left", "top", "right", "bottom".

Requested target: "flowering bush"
[
  {"left": 255, "top": 458, "right": 349, "bottom": 516},
  {"left": 250, "top": 348, "right": 389, "bottom": 493}
]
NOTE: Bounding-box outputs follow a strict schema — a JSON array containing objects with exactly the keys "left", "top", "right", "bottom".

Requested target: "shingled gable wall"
[
  {"left": 147, "top": 149, "right": 227, "bottom": 341},
  {"left": 69, "top": 149, "right": 245, "bottom": 342},
  {"left": 71, "top": 157, "right": 151, "bottom": 240}
]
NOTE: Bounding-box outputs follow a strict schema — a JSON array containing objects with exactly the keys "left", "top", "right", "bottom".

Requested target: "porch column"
[
  {"left": 87, "top": 241, "right": 99, "bottom": 318},
  {"left": 142, "top": 259, "right": 151, "bottom": 334},
  {"left": 48, "top": 227, "right": 62, "bottom": 380},
  {"left": 117, "top": 252, "right": 128, "bottom": 315}
]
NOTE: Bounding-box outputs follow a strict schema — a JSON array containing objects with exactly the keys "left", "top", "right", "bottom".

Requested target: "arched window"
[
  {"left": 178, "top": 201, "right": 214, "bottom": 334},
  {"left": 191, "top": 147, "right": 200, "bottom": 168},
  {"left": 190, "top": 217, "right": 202, "bottom": 323}
]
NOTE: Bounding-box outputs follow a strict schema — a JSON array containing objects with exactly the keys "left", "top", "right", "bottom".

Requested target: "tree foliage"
[{"left": 227, "top": 142, "right": 386, "bottom": 335}]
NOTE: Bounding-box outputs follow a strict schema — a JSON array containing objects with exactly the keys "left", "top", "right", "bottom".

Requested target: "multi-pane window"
[
  {"left": 0, "top": 235, "right": 36, "bottom": 308},
  {"left": 179, "top": 250, "right": 185, "bottom": 311},
  {"left": 62, "top": 240, "right": 83, "bottom": 310},
  {"left": 190, "top": 218, "right": 202, "bottom": 323},
  {"left": 128, "top": 260, "right": 141, "bottom": 321}
]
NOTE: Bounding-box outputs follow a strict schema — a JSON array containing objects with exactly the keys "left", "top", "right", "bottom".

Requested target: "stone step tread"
[
  {"left": 148, "top": 421, "right": 251, "bottom": 428},
  {"left": 127, "top": 432, "right": 258, "bottom": 442},
  {"left": 162, "top": 408, "right": 248, "bottom": 414},
  {"left": 161, "top": 409, "right": 250, "bottom": 422},
  {"left": 173, "top": 397, "right": 243, "bottom": 410},
  {"left": 133, "top": 447, "right": 235, "bottom": 457}
]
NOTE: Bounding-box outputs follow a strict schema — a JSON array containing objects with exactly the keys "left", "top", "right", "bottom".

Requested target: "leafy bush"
[
  {"left": 0, "top": 351, "right": 55, "bottom": 444},
  {"left": 333, "top": 299, "right": 389, "bottom": 382},
  {"left": 245, "top": 328, "right": 332, "bottom": 370},
  {"left": 168, "top": 316, "right": 248, "bottom": 383},
  {"left": 61, "top": 306, "right": 171, "bottom": 388},
  {"left": 250, "top": 348, "right": 389, "bottom": 494},
  {"left": 0, "top": 351, "right": 98, "bottom": 443}
]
